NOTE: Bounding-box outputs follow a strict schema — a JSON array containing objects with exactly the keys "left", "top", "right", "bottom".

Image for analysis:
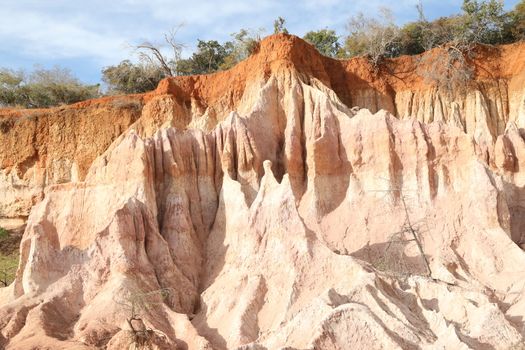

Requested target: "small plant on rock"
[
  {"left": 115, "top": 288, "right": 172, "bottom": 350},
  {"left": 0, "top": 228, "right": 7, "bottom": 240}
]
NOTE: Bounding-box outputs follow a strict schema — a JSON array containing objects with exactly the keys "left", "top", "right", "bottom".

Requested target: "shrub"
[
  {"left": 303, "top": 29, "right": 342, "bottom": 57},
  {"left": 508, "top": 0, "right": 525, "bottom": 41},
  {"left": 0, "top": 66, "right": 100, "bottom": 108},
  {"left": 102, "top": 60, "right": 166, "bottom": 94},
  {"left": 177, "top": 40, "right": 232, "bottom": 75},
  {"left": 459, "top": 0, "right": 506, "bottom": 45},
  {"left": 219, "top": 29, "right": 263, "bottom": 70},
  {"left": 273, "top": 17, "right": 289, "bottom": 34},
  {"left": 344, "top": 8, "right": 400, "bottom": 67},
  {"left": 0, "top": 227, "right": 7, "bottom": 240}
]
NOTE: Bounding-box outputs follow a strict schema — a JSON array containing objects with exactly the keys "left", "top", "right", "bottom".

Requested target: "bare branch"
[
  {"left": 131, "top": 24, "right": 186, "bottom": 77},
  {"left": 367, "top": 177, "right": 433, "bottom": 278}
]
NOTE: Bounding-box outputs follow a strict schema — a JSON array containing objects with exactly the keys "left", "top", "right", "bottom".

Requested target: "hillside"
[{"left": 1, "top": 34, "right": 525, "bottom": 349}]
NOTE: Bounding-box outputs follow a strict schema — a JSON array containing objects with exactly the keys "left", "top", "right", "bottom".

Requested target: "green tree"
[
  {"left": 220, "top": 29, "right": 263, "bottom": 70},
  {"left": 177, "top": 40, "right": 232, "bottom": 75},
  {"left": 398, "top": 2, "right": 461, "bottom": 55},
  {"left": 273, "top": 17, "right": 289, "bottom": 34},
  {"left": 303, "top": 29, "right": 341, "bottom": 57},
  {"left": 0, "top": 66, "right": 99, "bottom": 108},
  {"left": 459, "top": 0, "right": 505, "bottom": 45},
  {"left": 344, "top": 8, "right": 400, "bottom": 67},
  {"left": 0, "top": 69, "right": 25, "bottom": 107},
  {"left": 398, "top": 22, "right": 426, "bottom": 55},
  {"left": 508, "top": 0, "right": 525, "bottom": 41},
  {"left": 102, "top": 60, "right": 166, "bottom": 94}
]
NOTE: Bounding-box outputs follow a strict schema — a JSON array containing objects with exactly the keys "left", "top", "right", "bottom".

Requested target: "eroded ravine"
[{"left": 2, "top": 34, "right": 525, "bottom": 349}]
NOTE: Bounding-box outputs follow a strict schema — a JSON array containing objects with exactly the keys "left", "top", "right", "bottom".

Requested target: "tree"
[
  {"left": 273, "top": 17, "right": 289, "bottom": 34},
  {"left": 460, "top": 0, "right": 505, "bottom": 45},
  {"left": 344, "top": 8, "right": 400, "bottom": 67},
  {"left": 0, "top": 227, "right": 19, "bottom": 288},
  {"left": 0, "top": 69, "right": 25, "bottom": 107},
  {"left": 0, "top": 66, "right": 100, "bottom": 108},
  {"left": 177, "top": 40, "right": 232, "bottom": 75},
  {"left": 100, "top": 27, "right": 185, "bottom": 94},
  {"left": 508, "top": 0, "right": 525, "bottom": 41},
  {"left": 114, "top": 288, "right": 173, "bottom": 349},
  {"left": 369, "top": 180, "right": 432, "bottom": 278},
  {"left": 133, "top": 26, "right": 185, "bottom": 76},
  {"left": 102, "top": 60, "right": 166, "bottom": 94},
  {"left": 220, "top": 29, "right": 263, "bottom": 70},
  {"left": 398, "top": 22, "right": 426, "bottom": 56},
  {"left": 303, "top": 29, "right": 341, "bottom": 57},
  {"left": 0, "top": 257, "right": 17, "bottom": 287}
]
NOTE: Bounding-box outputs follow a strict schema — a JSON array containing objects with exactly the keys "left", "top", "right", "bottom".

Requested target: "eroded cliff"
[{"left": 1, "top": 34, "right": 525, "bottom": 349}]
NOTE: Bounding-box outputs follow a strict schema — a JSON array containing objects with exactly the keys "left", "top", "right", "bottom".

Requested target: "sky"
[{"left": 0, "top": 0, "right": 521, "bottom": 84}]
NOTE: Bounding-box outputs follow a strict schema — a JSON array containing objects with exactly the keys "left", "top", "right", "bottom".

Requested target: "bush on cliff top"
[{"left": 0, "top": 66, "right": 100, "bottom": 108}]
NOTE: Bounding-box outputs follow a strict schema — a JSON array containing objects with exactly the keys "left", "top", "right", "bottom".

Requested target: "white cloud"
[{"left": 0, "top": 4, "right": 129, "bottom": 63}]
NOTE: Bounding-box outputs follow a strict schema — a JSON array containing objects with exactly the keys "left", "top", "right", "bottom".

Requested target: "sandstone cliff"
[{"left": 1, "top": 34, "right": 525, "bottom": 349}]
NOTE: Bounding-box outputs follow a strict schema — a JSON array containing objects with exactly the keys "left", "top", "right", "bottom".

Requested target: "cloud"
[{"left": 0, "top": 3, "right": 130, "bottom": 64}]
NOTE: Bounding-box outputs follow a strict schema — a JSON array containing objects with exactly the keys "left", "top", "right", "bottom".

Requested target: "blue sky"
[{"left": 0, "top": 0, "right": 521, "bottom": 84}]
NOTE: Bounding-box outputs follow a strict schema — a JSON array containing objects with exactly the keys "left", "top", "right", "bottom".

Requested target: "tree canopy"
[
  {"left": 303, "top": 29, "right": 341, "bottom": 57},
  {"left": 0, "top": 66, "right": 99, "bottom": 108}
]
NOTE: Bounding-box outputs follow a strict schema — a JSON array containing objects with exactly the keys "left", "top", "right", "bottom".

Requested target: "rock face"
[{"left": 2, "top": 34, "right": 525, "bottom": 349}]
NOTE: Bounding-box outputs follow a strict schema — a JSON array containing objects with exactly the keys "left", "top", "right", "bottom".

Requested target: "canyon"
[{"left": 1, "top": 34, "right": 525, "bottom": 349}]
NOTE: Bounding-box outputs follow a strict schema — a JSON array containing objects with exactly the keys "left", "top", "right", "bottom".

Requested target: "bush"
[
  {"left": 397, "top": 22, "right": 426, "bottom": 56},
  {"left": 273, "top": 17, "right": 289, "bottom": 34},
  {"left": 344, "top": 8, "right": 400, "bottom": 67},
  {"left": 0, "top": 227, "right": 7, "bottom": 240},
  {"left": 220, "top": 29, "right": 263, "bottom": 70},
  {"left": 177, "top": 40, "right": 231, "bottom": 75},
  {"left": 508, "top": 0, "right": 525, "bottom": 41},
  {"left": 459, "top": 0, "right": 506, "bottom": 45},
  {"left": 0, "top": 253, "right": 17, "bottom": 287},
  {"left": 102, "top": 60, "right": 166, "bottom": 94},
  {"left": 303, "top": 29, "right": 342, "bottom": 57},
  {"left": 0, "top": 66, "right": 100, "bottom": 108}
]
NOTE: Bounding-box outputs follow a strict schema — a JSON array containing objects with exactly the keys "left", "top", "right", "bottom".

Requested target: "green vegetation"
[
  {"left": 101, "top": 60, "right": 165, "bottom": 94},
  {"left": 273, "top": 16, "right": 289, "bottom": 34},
  {"left": 303, "top": 29, "right": 342, "bottom": 57},
  {"left": 105, "top": 1, "right": 525, "bottom": 93},
  {"left": 0, "top": 254, "right": 18, "bottom": 287},
  {"left": 337, "top": 0, "right": 518, "bottom": 66},
  {"left": 0, "top": 227, "right": 19, "bottom": 287},
  {"left": 0, "top": 227, "right": 7, "bottom": 239},
  {"left": 219, "top": 29, "right": 263, "bottom": 70},
  {"left": 114, "top": 288, "right": 173, "bottom": 348},
  {"left": 177, "top": 40, "right": 231, "bottom": 75},
  {"left": 0, "top": 66, "right": 100, "bottom": 108},
  {"left": 510, "top": 0, "right": 525, "bottom": 40},
  {"left": 102, "top": 28, "right": 263, "bottom": 94},
  {"left": 2, "top": 2, "right": 525, "bottom": 108}
]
